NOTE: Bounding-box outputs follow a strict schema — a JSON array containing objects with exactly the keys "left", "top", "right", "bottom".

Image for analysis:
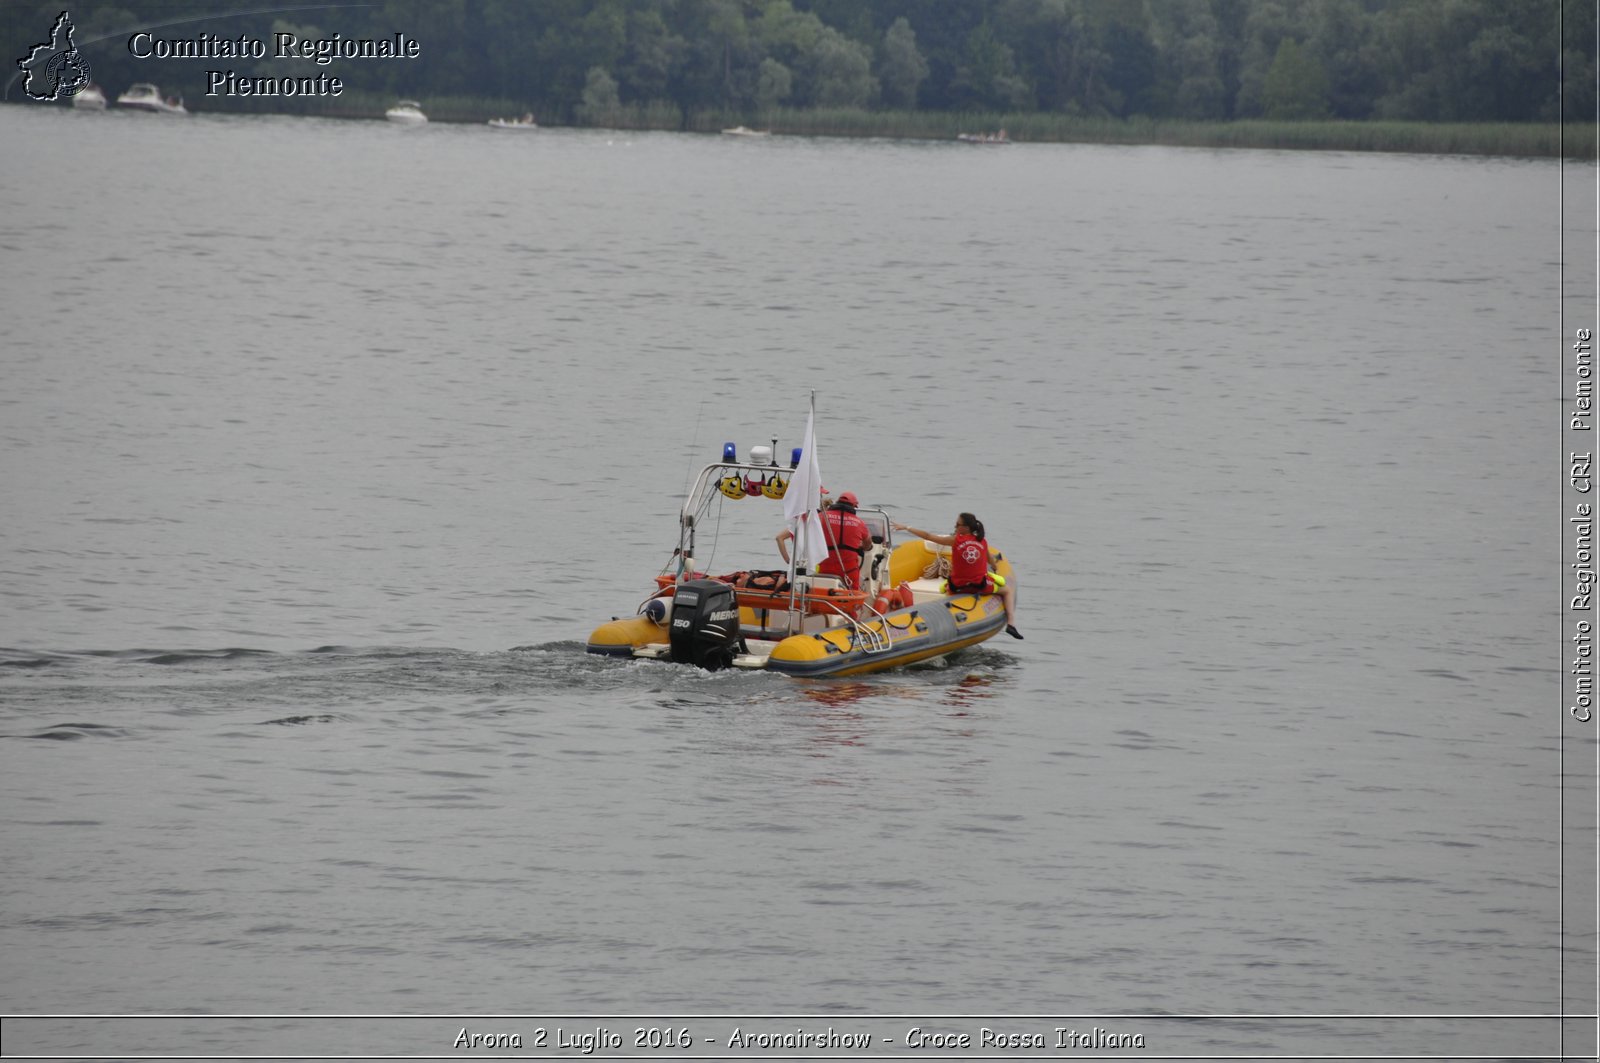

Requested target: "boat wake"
[{"left": 0, "top": 639, "right": 1020, "bottom": 741}]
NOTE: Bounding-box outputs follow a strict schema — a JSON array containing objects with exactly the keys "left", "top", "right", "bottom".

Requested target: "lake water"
[{"left": 0, "top": 105, "right": 1593, "bottom": 1059}]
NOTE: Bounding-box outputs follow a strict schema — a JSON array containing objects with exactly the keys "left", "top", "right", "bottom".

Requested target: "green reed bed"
[{"left": 577, "top": 101, "right": 686, "bottom": 131}]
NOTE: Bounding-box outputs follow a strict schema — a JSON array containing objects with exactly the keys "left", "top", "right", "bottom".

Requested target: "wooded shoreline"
[{"left": 10, "top": 0, "right": 1590, "bottom": 158}]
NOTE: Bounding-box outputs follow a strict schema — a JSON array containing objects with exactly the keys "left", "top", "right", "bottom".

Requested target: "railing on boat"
[
  {"left": 668, "top": 458, "right": 902, "bottom": 650},
  {"left": 652, "top": 572, "right": 867, "bottom": 616}
]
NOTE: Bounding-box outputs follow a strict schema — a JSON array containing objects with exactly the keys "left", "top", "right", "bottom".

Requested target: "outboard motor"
[{"left": 667, "top": 579, "right": 742, "bottom": 670}]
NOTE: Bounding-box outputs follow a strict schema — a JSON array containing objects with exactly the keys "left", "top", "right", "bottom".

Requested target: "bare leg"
[{"left": 1000, "top": 584, "right": 1021, "bottom": 638}]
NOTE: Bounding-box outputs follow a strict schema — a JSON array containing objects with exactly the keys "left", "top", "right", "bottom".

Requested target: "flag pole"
[{"left": 783, "top": 390, "right": 820, "bottom": 630}]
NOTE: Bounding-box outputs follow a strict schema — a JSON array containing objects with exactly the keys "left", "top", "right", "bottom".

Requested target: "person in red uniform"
[
  {"left": 814, "top": 491, "right": 872, "bottom": 589},
  {"left": 893, "top": 512, "right": 1022, "bottom": 638}
]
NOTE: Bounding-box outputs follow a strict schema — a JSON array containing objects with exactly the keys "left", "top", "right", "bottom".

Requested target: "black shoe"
[{"left": 1006, "top": 624, "right": 1023, "bottom": 639}]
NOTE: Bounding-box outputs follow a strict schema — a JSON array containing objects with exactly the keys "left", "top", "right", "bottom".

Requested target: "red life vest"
[
  {"left": 949, "top": 532, "right": 993, "bottom": 593},
  {"left": 815, "top": 506, "right": 871, "bottom": 588}
]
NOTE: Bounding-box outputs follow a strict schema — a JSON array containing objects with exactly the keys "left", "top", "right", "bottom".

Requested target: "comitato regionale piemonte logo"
[{"left": 17, "top": 11, "right": 93, "bottom": 101}]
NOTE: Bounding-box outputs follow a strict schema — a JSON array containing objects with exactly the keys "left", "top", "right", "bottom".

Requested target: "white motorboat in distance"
[
  {"left": 488, "top": 113, "right": 537, "bottom": 130},
  {"left": 72, "top": 83, "right": 107, "bottom": 109},
  {"left": 385, "top": 100, "right": 427, "bottom": 124},
  {"left": 117, "top": 83, "right": 187, "bottom": 114},
  {"left": 721, "top": 125, "right": 771, "bottom": 137}
]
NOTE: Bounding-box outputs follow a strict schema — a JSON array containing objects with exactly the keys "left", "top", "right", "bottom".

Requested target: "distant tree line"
[{"left": 8, "top": 0, "right": 1594, "bottom": 123}]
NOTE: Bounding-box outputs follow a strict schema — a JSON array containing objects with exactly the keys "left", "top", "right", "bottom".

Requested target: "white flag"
[{"left": 783, "top": 406, "right": 831, "bottom": 570}]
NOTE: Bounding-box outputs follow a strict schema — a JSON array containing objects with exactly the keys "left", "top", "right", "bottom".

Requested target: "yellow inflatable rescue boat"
[{"left": 585, "top": 437, "right": 1016, "bottom": 677}]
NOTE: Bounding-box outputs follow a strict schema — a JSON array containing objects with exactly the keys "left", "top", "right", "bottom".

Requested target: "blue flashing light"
[
  {"left": 723, "top": 442, "right": 737, "bottom": 462},
  {"left": 790, "top": 447, "right": 802, "bottom": 468}
]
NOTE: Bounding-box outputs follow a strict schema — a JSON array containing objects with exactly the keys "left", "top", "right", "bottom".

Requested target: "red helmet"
[{"left": 835, "top": 491, "right": 859, "bottom": 509}]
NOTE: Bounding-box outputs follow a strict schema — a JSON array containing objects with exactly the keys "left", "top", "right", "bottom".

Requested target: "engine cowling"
[{"left": 667, "top": 579, "right": 742, "bottom": 670}]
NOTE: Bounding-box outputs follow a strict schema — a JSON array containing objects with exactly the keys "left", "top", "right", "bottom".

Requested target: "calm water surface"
[{"left": 0, "top": 107, "right": 1582, "bottom": 1057}]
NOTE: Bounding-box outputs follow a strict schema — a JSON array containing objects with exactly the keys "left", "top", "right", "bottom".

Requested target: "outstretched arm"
[{"left": 893, "top": 522, "right": 956, "bottom": 547}]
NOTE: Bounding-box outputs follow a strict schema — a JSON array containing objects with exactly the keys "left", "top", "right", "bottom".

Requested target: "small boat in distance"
[
  {"left": 721, "top": 125, "right": 771, "bottom": 137},
  {"left": 72, "top": 83, "right": 107, "bottom": 109},
  {"left": 957, "top": 129, "right": 1011, "bottom": 144},
  {"left": 117, "top": 83, "right": 187, "bottom": 114},
  {"left": 488, "top": 113, "right": 537, "bottom": 129},
  {"left": 385, "top": 100, "right": 427, "bottom": 124}
]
